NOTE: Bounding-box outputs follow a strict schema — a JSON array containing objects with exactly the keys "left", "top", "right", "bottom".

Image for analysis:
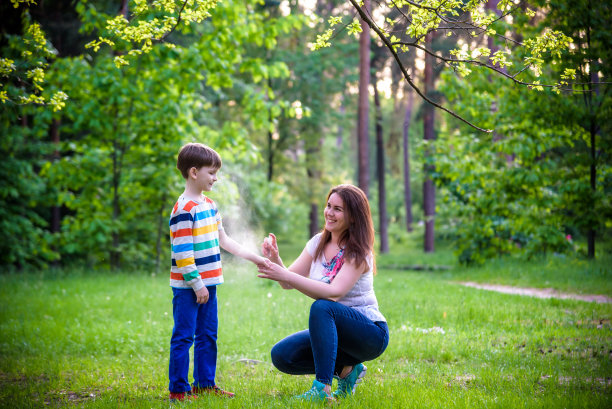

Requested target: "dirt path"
[{"left": 458, "top": 282, "right": 612, "bottom": 304}]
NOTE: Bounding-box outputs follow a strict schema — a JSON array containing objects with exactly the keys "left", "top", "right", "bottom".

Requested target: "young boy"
[{"left": 168, "top": 143, "right": 266, "bottom": 401}]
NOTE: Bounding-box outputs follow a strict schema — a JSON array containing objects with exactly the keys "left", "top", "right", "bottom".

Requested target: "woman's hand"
[
  {"left": 257, "top": 259, "right": 289, "bottom": 283},
  {"left": 262, "top": 233, "right": 280, "bottom": 263}
]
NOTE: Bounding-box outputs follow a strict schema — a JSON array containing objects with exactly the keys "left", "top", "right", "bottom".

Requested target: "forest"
[
  {"left": 1, "top": 1, "right": 611, "bottom": 408},
  {"left": 1, "top": 0, "right": 610, "bottom": 269}
]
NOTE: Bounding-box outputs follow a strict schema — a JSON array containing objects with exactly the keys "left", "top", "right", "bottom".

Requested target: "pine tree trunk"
[
  {"left": 423, "top": 32, "right": 436, "bottom": 253},
  {"left": 50, "top": 118, "right": 61, "bottom": 234},
  {"left": 111, "top": 134, "right": 121, "bottom": 270},
  {"left": 386, "top": 66, "right": 404, "bottom": 175},
  {"left": 306, "top": 136, "right": 324, "bottom": 238},
  {"left": 487, "top": 0, "right": 514, "bottom": 164},
  {"left": 309, "top": 203, "right": 319, "bottom": 238},
  {"left": 403, "top": 87, "right": 414, "bottom": 232},
  {"left": 267, "top": 76, "right": 275, "bottom": 181},
  {"left": 357, "top": 0, "right": 371, "bottom": 196},
  {"left": 268, "top": 126, "right": 274, "bottom": 181},
  {"left": 587, "top": 63, "right": 599, "bottom": 258},
  {"left": 374, "top": 83, "right": 389, "bottom": 253}
]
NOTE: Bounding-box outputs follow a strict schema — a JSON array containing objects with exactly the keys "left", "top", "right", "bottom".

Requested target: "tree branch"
[
  {"left": 384, "top": 0, "right": 525, "bottom": 46},
  {"left": 158, "top": 0, "right": 189, "bottom": 42},
  {"left": 349, "top": 0, "right": 493, "bottom": 133},
  {"left": 391, "top": 40, "right": 611, "bottom": 91}
]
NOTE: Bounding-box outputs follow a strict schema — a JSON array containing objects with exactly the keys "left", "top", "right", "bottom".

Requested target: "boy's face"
[{"left": 194, "top": 166, "right": 219, "bottom": 192}]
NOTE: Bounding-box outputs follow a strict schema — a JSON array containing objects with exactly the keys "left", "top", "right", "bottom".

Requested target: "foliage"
[
  {"left": 0, "top": 11, "right": 67, "bottom": 111},
  {"left": 0, "top": 104, "right": 58, "bottom": 267},
  {"left": 433, "top": 93, "right": 577, "bottom": 263},
  {"left": 0, "top": 0, "right": 309, "bottom": 269},
  {"left": 41, "top": 52, "right": 186, "bottom": 266},
  {"left": 83, "top": 0, "right": 220, "bottom": 68},
  {"left": 435, "top": 0, "right": 611, "bottom": 264}
]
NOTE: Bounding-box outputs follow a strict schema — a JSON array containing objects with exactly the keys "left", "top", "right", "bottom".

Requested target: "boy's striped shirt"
[{"left": 169, "top": 195, "right": 223, "bottom": 290}]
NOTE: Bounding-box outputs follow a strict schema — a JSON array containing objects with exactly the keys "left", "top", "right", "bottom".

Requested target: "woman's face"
[{"left": 324, "top": 193, "right": 349, "bottom": 234}]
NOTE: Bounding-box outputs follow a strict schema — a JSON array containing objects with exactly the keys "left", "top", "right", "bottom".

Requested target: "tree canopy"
[{"left": 0, "top": 0, "right": 609, "bottom": 269}]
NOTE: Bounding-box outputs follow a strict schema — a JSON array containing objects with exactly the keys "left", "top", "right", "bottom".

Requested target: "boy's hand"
[
  {"left": 257, "top": 259, "right": 288, "bottom": 283},
  {"left": 195, "top": 286, "right": 209, "bottom": 304},
  {"left": 253, "top": 255, "right": 268, "bottom": 268}
]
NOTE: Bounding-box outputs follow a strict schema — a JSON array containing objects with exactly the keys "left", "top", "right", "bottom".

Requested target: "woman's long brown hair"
[{"left": 313, "top": 184, "right": 375, "bottom": 272}]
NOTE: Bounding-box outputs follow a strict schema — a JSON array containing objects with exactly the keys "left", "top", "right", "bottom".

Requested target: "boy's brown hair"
[{"left": 177, "top": 143, "right": 222, "bottom": 179}]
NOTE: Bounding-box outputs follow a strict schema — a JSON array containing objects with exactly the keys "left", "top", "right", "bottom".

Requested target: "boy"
[{"left": 168, "top": 143, "right": 266, "bottom": 401}]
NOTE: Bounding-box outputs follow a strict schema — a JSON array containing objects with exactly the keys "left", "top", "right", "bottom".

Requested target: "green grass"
[{"left": 1, "top": 243, "right": 611, "bottom": 408}]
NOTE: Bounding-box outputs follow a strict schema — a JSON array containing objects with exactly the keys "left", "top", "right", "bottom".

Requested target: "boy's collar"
[{"left": 182, "top": 193, "right": 206, "bottom": 202}]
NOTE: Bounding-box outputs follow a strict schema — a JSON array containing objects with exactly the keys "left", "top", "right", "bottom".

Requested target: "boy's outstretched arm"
[{"left": 218, "top": 229, "right": 267, "bottom": 266}]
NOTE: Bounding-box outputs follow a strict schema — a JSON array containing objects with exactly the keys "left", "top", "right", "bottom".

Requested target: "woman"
[{"left": 258, "top": 184, "right": 389, "bottom": 402}]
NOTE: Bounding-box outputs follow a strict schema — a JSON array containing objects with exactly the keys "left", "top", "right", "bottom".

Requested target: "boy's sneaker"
[
  {"left": 169, "top": 391, "right": 197, "bottom": 402},
  {"left": 192, "top": 385, "right": 235, "bottom": 398},
  {"left": 332, "top": 363, "right": 367, "bottom": 398},
  {"left": 293, "top": 379, "right": 334, "bottom": 402}
]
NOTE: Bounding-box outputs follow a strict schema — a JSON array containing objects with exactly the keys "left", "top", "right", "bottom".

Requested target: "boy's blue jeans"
[
  {"left": 169, "top": 286, "right": 218, "bottom": 393},
  {"left": 271, "top": 299, "right": 389, "bottom": 385}
]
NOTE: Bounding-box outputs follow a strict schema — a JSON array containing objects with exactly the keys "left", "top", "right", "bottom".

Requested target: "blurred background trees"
[{"left": 1, "top": 0, "right": 609, "bottom": 271}]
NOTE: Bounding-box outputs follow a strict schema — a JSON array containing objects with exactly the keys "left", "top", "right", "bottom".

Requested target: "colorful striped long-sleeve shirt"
[{"left": 169, "top": 195, "right": 223, "bottom": 291}]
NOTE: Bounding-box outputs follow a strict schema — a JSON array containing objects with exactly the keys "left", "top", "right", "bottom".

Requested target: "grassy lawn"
[{"left": 0, "top": 240, "right": 610, "bottom": 408}]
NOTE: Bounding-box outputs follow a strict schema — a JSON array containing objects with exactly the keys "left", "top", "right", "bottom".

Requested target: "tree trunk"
[
  {"left": 587, "top": 56, "right": 599, "bottom": 258},
  {"left": 111, "top": 134, "right": 121, "bottom": 270},
  {"left": 119, "top": 0, "right": 129, "bottom": 18},
  {"left": 268, "top": 126, "right": 274, "bottom": 181},
  {"left": 588, "top": 119, "right": 596, "bottom": 258},
  {"left": 486, "top": 0, "right": 513, "bottom": 164},
  {"left": 306, "top": 135, "right": 324, "bottom": 238},
  {"left": 423, "top": 32, "right": 436, "bottom": 253},
  {"left": 403, "top": 87, "right": 414, "bottom": 232},
  {"left": 374, "top": 82, "right": 389, "bottom": 253},
  {"left": 309, "top": 203, "right": 319, "bottom": 238},
  {"left": 357, "top": 0, "right": 371, "bottom": 196},
  {"left": 337, "top": 94, "right": 345, "bottom": 149},
  {"left": 386, "top": 65, "right": 404, "bottom": 176},
  {"left": 50, "top": 118, "right": 61, "bottom": 234},
  {"left": 267, "top": 76, "right": 275, "bottom": 181},
  {"left": 486, "top": 0, "right": 501, "bottom": 54}
]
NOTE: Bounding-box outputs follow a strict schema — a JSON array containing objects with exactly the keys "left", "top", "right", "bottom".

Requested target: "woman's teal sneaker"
[
  {"left": 333, "top": 363, "right": 367, "bottom": 398},
  {"left": 293, "top": 380, "right": 333, "bottom": 402}
]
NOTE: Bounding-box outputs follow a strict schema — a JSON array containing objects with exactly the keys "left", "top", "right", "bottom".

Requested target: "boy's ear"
[{"left": 188, "top": 167, "right": 198, "bottom": 179}]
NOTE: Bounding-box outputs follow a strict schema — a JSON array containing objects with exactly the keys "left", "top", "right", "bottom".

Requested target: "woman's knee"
[
  {"left": 310, "top": 299, "right": 335, "bottom": 316},
  {"left": 270, "top": 342, "right": 291, "bottom": 372}
]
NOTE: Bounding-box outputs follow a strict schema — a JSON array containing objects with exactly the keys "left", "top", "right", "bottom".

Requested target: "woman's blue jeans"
[
  {"left": 168, "top": 286, "right": 218, "bottom": 393},
  {"left": 271, "top": 299, "right": 389, "bottom": 385}
]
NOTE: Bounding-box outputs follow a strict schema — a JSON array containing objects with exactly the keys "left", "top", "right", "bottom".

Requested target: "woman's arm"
[
  {"left": 257, "top": 258, "right": 366, "bottom": 301},
  {"left": 273, "top": 241, "right": 313, "bottom": 289}
]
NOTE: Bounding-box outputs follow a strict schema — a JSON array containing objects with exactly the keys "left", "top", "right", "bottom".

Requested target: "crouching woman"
[{"left": 258, "top": 184, "right": 389, "bottom": 402}]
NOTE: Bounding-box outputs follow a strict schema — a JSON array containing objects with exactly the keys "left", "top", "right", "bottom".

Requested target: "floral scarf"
[{"left": 321, "top": 247, "right": 344, "bottom": 284}]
